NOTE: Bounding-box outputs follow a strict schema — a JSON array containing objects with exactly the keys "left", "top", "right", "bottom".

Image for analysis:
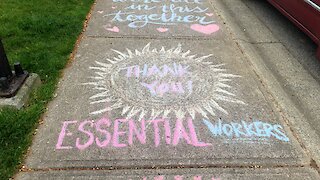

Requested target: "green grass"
[{"left": 0, "top": 0, "right": 94, "bottom": 178}]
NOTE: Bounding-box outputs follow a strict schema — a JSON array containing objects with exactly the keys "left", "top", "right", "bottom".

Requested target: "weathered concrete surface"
[
  {"left": 85, "top": 0, "right": 225, "bottom": 38},
  {"left": 241, "top": 0, "right": 320, "bottom": 157},
  {"left": 23, "top": 37, "right": 308, "bottom": 169},
  {"left": 16, "top": 167, "right": 320, "bottom": 180},
  {"left": 16, "top": 0, "right": 320, "bottom": 178},
  {"left": 212, "top": 0, "right": 320, "bottom": 167},
  {"left": 0, "top": 73, "right": 41, "bottom": 109},
  {"left": 241, "top": 0, "right": 320, "bottom": 82}
]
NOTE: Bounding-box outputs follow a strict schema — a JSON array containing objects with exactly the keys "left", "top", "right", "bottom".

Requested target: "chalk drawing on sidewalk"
[
  {"left": 56, "top": 118, "right": 211, "bottom": 150},
  {"left": 84, "top": 43, "right": 245, "bottom": 120},
  {"left": 141, "top": 175, "right": 221, "bottom": 180},
  {"left": 190, "top": 24, "right": 219, "bottom": 35},
  {"left": 157, "top": 27, "right": 169, "bottom": 33},
  {"left": 104, "top": 26, "right": 120, "bottom": 32},
  {"left": 102, "top": 0, "right": 220, "bottom": 34},
  {"left": 203, "top": 119, "right": 290, "bottom": 143}
]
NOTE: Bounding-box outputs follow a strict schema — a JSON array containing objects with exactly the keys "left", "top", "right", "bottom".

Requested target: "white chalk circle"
[{"left": 85, "top": 43, "right": 245, "bottom": 120}]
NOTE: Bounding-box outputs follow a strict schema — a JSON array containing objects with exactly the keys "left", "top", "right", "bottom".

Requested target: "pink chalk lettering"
[
  {"left": 95, "top": 118, "right": 111, "bottom": 148},
  {"left": 126, "top": 66, "right": 134, "bottom": 77},
  {"left": 154, "top": 176, "right": 164, "bottom": 180},
  {"left": 56, "top": 121, "right": 77, "bottom": 149},
  {"left": 163, "top": 119, "right": 172, "bottom": 145},
  {"left": 113, "top": 119, "right": 127, "bottom": 147},
  {"left": 126, "top": 65, "right": 141, "bottom": 77},
  {"left": 177, "top": 63, "right": 189, "bottom": 76},
  {"left": 125, "top": 64, "right": 189, "bottom": 78},
  {"left": 148, "top": 65, "right": 161, "bottom": 76},
  {"left": 188, "top": 118, "right": 211, "bottom": 147},
  {"left": 56, "top": 118, "right": 210, "bottom": 149},
  {"left": 170, "top": 82, "right": 185, "bottom": 94},
  {"left": 128, "top": 119, "right": 146, "bottom": 145},
  {"left": 126, "top": 65, "right": 138, "bottom": 77},
  {"left": 157, "top": 83, "right": 170, "bottom": 96},
  {"left": 151, "top": 119, "right": 172, "bottom": 147},
  {"left": 151, "top": 119, "right": 161, "bottom": 147},
  {"left": 141, "top": 81, "right": 158, "bottom": 95},
  {"left": 172, "top": 119, "right": 192, "bottom": 145},
  {"left": 142, "top": 176, "right": 220, "bottom": 180},
  {"left": 212, "top": 177, "right": 221, "bottom": 180},
  {"left": 142, "top": 81, "right": 191, "bottom": 96},
  {"left": 76, "top": 120, "right": 94, "bottom": 150},
  {"left": 134, "top": 65, "right": 140, "bottom": 77},
  {"left": 162, "top": 64, "right": 177, "bottom": 76}
]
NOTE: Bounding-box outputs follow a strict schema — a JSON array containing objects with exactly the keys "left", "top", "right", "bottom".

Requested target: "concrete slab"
[
  {"left": 24, "top": 38, "right": 308, "bottom": 169},
  {"left": 211, "top": 0, "right": 320, "bottom": 167},
  {"left": 0, "top": 73, "right": 41, "bottom": 109},
  {"left": 253, "top": 43, "right": 320, "bottom": 139},
  {"left": 16, "top": 167, "right": 320, "bottom": 180},
  {"left": 210, "top": 0, "right": 278, "bottom": 43},
  {"left": 85, "top": 0, "right": 225, "bottom": 38}
]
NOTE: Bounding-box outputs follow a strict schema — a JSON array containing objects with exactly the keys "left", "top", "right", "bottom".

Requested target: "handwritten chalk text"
[
  {"left": 104, "top": 0, "right": 215, "bottom": 28},
  {"left": 56, "top": 118, "right": 211, "bottom": 150},
  {"left": 141, "top": 80, "right": 192, "bottom": 96},
  {"left": 124, "top": 63, "right": 193, "bottom": 96},
  {"left": 203, "top": 119, "right": 290, "bottom": 142},
  {"left": 125, "top": 64, "right": 189, "bottom": 78}
]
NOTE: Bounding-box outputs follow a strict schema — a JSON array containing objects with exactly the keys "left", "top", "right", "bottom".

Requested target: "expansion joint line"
[
  {"left": 20, "top": 164, "right": 308, "bottom": 173},
  {"left": 85, "top": 35, "right": 219, "bottom": 41},
  {"left": 233, "top": 38, "right": 281, "bottom": 44}
]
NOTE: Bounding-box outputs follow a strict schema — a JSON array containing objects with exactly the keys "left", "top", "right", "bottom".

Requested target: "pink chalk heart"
[
  {"left": 112, "top": 6, "right": 117, "bottom": 9},
  {"left": 98, "top": 11, "right": 104, "bottom": 14},
  {"left": 206, "top": 13, "right": 214, "bottom": 16},
  {"left": 105, "top": 26, "right": 119, "bottom": 33},
  {"left": 157, "top": 27, "right": 168, "bottom": 32},
  {"left": 190, "top": 24, "right": 220, "bottom": 35}
]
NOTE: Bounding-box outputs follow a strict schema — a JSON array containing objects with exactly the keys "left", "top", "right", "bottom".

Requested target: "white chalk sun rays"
[{"left": 83, "top": 43, "right": 245, "bottom": 121}]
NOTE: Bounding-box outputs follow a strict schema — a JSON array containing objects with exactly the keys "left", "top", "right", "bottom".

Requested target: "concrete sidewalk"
[{"left": 16, "top": 0, "right": 320, "bottom": 179}]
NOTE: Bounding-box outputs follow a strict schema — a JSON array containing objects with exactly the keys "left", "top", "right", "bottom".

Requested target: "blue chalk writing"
[{"left": 203, "top": 119, "right": 290, "bottom": 142}]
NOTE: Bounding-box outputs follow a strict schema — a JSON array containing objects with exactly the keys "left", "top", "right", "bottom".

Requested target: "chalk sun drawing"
[{"left": 84, "top": 43, "right": 245, "bottom": 120}]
